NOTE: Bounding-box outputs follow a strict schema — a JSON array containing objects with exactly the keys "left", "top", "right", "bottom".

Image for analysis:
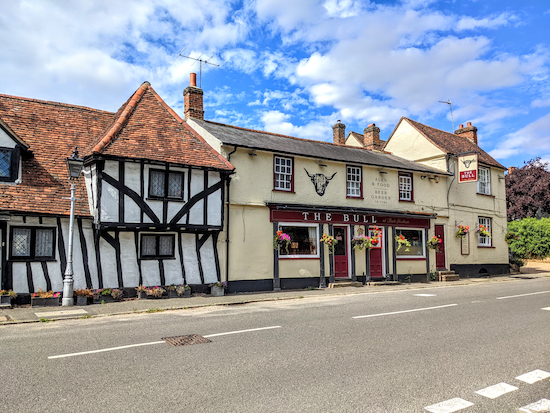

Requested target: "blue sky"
[{"left": 1, "top": 0, "right": 549, "bottom": 169}]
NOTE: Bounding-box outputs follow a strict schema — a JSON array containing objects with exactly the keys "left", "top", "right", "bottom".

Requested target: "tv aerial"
[
  {"left": 438, "top": 100, "right": 455, "bottom": 132},
  {"left": 176, "top": 50, "right": 220, "bottom": 88}
]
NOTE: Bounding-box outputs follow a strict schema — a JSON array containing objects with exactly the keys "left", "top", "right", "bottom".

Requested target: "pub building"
[{"left": 184, "top": 74, "right": 508, "bottom": 292}]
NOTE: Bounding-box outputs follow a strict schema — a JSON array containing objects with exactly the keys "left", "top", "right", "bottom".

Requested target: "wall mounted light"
[
  {"left": 248, "top": 150, "right": 257, "bottom": 156},
  {"left": 378, "top": 168, "right": 388, "bottom": 174},
  {"left": 428, "top": 176, "right": 440, "bottom": 183},
  {"left": 316, "top": 160, "right": 327, "bottom": 167},
  {"left": 421, "top": 175, "right": 427, "bottom": 180}
]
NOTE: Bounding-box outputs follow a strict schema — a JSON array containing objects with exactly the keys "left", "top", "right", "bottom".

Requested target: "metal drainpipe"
[{"left": 225, "top": 146, "right": 238, "bottom": 285}]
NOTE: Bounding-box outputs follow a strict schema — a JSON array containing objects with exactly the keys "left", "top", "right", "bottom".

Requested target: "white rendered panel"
[
  {"left": 103, "top": 160, "right": 119, "bottom": 180},
  {"left": 31, "top": 262, "right": 47, "bottom": 292},
  {"left": 100, "top": 182, "right": 119, "bottom": 222},
  {"left": 189, "top": 169, "right": 205, "bottom": 225},
  {"left": 141, "top": 260, "right": 161, "bottom": 287},
  {"left": 124, "top": 161, "right": 141, "bottom": 194},
  {"left": 167, "top": 202, "right": 181, "bottom": 224},
  {"left": 163, "top": 255, "right": 184, "bottom": 286},
  {"left": 12, "top": 263, "right": 28, "bottom": 293},
  {"left": 81, "top": 221, "right": 99, "bottom": 289},
  {"left": 200, "top": 236, "right": 218, "bottom": 284},
  {"left": 124, "top": 195, "right": 141, "bottom": 223},
  {"left": 189, "top": 199, "right": 204, "bottom": 225},
  {"left": 119, "top": 232, "right": 139, "bottom": 287},
  {"left": 181, "top": 233, "right": 201, "bottom": 284},
  {"left": 145, "top": 200, "right": 163, "bottom": 224},
  {"left": 207, "top": 188, "right": 222, "bottom": 226},
  {"left": 99, "top": 233, "right": 119, "bottom": 288}
]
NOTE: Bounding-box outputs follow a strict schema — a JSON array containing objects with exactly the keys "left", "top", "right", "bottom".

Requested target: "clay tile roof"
[
  {"left": 91, "top": 82, "right": 233, "bottom": 171},
  {"left": 394, "top": 117, "right": 505, "bottom": 170},
  {"left": 0, "top": 84, "right": 233, "bottom": 217}
]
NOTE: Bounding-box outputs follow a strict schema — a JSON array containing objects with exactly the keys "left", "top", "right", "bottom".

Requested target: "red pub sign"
[{"left": 270, "top": 209, "right": 430, "bottom": 228}]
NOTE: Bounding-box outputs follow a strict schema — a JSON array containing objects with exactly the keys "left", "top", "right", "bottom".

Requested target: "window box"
[{"left": 31, "top": 297, "right": 60, "bottom": 307}]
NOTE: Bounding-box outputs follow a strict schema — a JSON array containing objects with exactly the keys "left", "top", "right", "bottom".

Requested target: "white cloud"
[
  {"left": 490, "top": 113, "right": 550, "bottom": 160},
  {"left": 260, "top": 110, "right": 335, "bottom": 140},
  {"left": 531, "top": 99, "right": 550, "bottom": 108},
  {"left": 323, "top": 0, "right": 363, "bottom": 18}
]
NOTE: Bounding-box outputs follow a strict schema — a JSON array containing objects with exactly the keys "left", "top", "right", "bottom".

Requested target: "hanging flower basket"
[
  {"left": 395, "top": 234, "right": 411, "bottom": 252},
  {"left": 273, "top": 230, "right": 291, "bottom": 254},
  {"left": 456, "top": 225, "right": 469, "bottom": 238},
  {"left": 352, "top": 227, "right": 381, "bottom": 252},
  {"left": 427, "top": 235, "right": 442, "bottom": 251},
  {"left": 320, "top": 233, "right": 338, "bottom": 254},
  {"left": 478, "top": 225, "right": 491, "bottom": 238}
]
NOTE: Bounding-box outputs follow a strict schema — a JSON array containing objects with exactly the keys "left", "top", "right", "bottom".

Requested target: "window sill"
[
  {"left": 476, "top": 193, "right": 494, "bottom": 198},
  {"left": 9, "top": 257, "right": 56, "bottom": 262},
  {"left": 346, "top": 195, "right": 364, "bottom": 199},
  {"left": 279, "top": 256, "right": 319, "bottom": 260},
  {"left": 273, "top": 189, "right": 295, "bottom": 194},
  {"left": 396, "top": 257, "right": 426, "bottom": 261},
  {"left": 140, "top": 257, "right": 177, "bottom": 260},
  {"left": 398, "top": 199, "right": 414, "bottom": 203},
  {"left": 146, "top": 197, "right": 185, "bottom": 203},
  {"left": 477, "top": 245, "right": 494, "bottom": 248}
]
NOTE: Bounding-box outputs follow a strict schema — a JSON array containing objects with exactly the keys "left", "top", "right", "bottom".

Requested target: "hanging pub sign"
[{"left": 458, "top": 153, "right": 478, "bottom": 183}]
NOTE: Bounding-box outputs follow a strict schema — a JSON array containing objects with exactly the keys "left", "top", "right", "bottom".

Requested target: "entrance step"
[
  {"left": 439, "top": 270, "right": 459, "bottom": 282},
  {"left": 327, "top": 281, "right": 363, "bottom": 288}
]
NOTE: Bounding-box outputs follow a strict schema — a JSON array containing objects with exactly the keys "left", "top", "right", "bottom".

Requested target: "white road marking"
[
  {"left": 204, "top": 325, "right": 281, "bottom": 338},
  {"left": 516, "top": 370, "right": 550, "bottom": 384},
  {"left": 475, "top": 382, "right": 518, "bottom": 399},
  {"left": 496, "top": 291, "right": 550, "bottom": 300},
  {"left": 519, "top": 398, "right": 550, "bottom": 412},
  {"left": 49, "top": 325, "right": 282, "bottom": 359},
  {"left": 424, "top": 398, "right": 474, "bottom": 413},
  {"left": 542, "top": 307, "right": 550, "bottom": 311},
  {"left": 353, "top": 304, "right": 457, "bottom": 319},
  {"left": 48, "top": 341, "right": 166, "bottom": 359},
  {"left": 35, "top": 309, "right": 88, "bottom": 317},
  {"left": 414, "top": 294, "right": 436, "bottom": 297}
]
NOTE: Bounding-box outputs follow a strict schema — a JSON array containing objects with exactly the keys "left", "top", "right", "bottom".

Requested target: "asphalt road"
[{"left": 1, "top": 278, "right": 549, "bottom": 413}]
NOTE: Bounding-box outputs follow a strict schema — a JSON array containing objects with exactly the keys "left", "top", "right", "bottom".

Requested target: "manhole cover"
[{"left": 162, "top": 334, "right": 211, "bottom": 347}]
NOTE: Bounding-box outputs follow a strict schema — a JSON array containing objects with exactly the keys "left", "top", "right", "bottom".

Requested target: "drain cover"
[{"left": 162, "top": 334, "right": 211, "bottom": 347}]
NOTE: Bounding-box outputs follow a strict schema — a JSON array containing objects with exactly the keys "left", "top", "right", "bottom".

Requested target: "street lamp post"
[{"left": 62, "top": 147, "right": 84, "bottom": 307}]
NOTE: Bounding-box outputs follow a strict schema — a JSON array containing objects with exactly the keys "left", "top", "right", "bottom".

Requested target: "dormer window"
[{"left": 0, "top": 147, "right": 20, "bottom": 182}]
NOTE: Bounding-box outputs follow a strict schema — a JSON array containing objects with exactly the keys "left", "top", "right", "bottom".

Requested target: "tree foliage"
[
  {"left": 507, "top": 218, "right": 550, "bottom": 259},
  {"left": 506, "top": 158, "right": 550, "bottom": 221}
]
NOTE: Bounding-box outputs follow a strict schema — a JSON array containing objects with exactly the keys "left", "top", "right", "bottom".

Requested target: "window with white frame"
[
  {"left": 149, "top": 169, "right": 184, "bottom": 200},
  {"left": 399, "top": 172, "right": 413, "bottom": 201},
  {"left": 274, "top": 156, "right": 293, "bottom": 191},
  {"left": 10, "top": 227, "right": 56, "bottom": 260},
  {"left": 140, "top": 234, "right": 175, "bottom": 259},
  {"left": 395, "top": 228, "right": 425, "bottom": 257},
  {"left": 478, "top": 217, "right": 492, "bottom": 247},
  {"left": 278, "top": 224, "right": 318, "bottom": 258},
  {"left": 477, "top": 167, "right": 491, "bottom": 195},
  {"left": 346, "top": 165, "right": 362, "bottom": 198}
]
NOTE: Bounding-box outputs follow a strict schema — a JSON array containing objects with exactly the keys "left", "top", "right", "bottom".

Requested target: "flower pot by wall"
[
  {"left": 182, "top": 289, "right": 191, "bottom": 298},
  {"left": 93, "top": 295, "right": 116, "bottom": 304},
  {"left": 75, "top": 296, "right": 89, "bottom": 306},
  {"left": 167, "top": 290, "right": 179, "bottom": 299},
  {"left": 210, "top": 286, "right": 224, "bottom": 297},
  {"left": 31, "top": 297, "right": 61, "bottom": 307},
  {"left": 0, "top": 295, "right": 12, "bottom": 308},
  {"left": 137, "top": 291, "right": 146, "bottom": 300}
]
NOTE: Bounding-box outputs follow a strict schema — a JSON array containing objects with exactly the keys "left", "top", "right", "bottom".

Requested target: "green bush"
[{"left": 507, "top": 217, "right": 550, "bottom": 259}]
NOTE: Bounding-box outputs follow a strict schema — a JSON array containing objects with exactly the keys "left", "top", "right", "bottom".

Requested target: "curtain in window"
[{"left": 35, "top": 229, "right": 54, "bottom": 257}]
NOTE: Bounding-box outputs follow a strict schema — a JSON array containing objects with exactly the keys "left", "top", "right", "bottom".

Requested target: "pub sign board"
[
  {"left": 270, "top": 209, "right": 430, "bottom": 228},
  {"left": 458, "top": 154, "right": 478, "bottom": 183}
]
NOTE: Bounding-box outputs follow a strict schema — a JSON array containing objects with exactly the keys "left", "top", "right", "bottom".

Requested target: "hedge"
[{"left": 507, "top": 218, "right": 550, "bottom": 259}]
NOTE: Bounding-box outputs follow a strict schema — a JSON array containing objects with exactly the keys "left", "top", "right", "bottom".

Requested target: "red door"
[
  {"left": 333, "top": 227, "right": 348, "bottom": 278},
  {"left": 435, "top": 225, "right": 446, "bottom": 270},
  {"left": 369, "top": 227, "right": 383, "bottom": 278}
]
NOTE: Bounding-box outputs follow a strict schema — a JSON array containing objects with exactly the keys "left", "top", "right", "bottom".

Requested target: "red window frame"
[
  {"left": 346, "top": 165, "right": 363, "bottom": 199},
  {"left": 398, "top": 172, "right": 414, "bottom": 202},
  {"left": 273, "top": 155, "right": 294, "bottom": 192}
]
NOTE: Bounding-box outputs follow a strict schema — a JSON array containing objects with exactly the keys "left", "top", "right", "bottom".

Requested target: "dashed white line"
[
  {"left": 353, "top": 304, "right": 457, "bottom": 319},
  {"left": 204, "top": 325, "right": 281, "bottom": 338},
  {"left": 414, "top": 294, "right": 436, "bottom": 297},
  {"left": 475, "top": 382, "right": 518, "bottom": 399},
  {"left": 496, "top": 291, "right": 550, "bottom": 300},
  {"left": 516, "top": 370, "right": 550, "bottom": 384},
  {"left": 424, "top": 398, "right": 474, "bottom": 413},
  {"left": 542, "top": 307, "right": 550, "bottom": 311},
  {"left": 519, "top": 398, "right": 550, "bottom": 413}
]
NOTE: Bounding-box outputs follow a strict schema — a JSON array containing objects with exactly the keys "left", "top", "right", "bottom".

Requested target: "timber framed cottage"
[{"left": 0, "top": 82, "right": 233, "bottom": 298}]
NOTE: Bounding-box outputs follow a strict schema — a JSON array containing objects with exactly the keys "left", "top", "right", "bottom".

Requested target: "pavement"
[{"left": 2, "top": 266, "right": 548, "bottom": 325}]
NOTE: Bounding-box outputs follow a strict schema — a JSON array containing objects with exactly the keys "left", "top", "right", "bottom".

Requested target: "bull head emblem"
[{"left": 304, "top": 168, "right": 337, "bottom": 196}]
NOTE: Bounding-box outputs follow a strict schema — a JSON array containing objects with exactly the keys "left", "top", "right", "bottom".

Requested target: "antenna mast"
[
  {"left": 438, "top": 100, "right": 455, "bottom": 132},
  {"left": 177, "top": 54, "right": 220, "bottom": 88}
]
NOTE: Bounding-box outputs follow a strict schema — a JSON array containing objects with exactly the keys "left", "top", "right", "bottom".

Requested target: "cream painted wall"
[{"left": 345, "top": 135, "right": 362, "bottom": 147}]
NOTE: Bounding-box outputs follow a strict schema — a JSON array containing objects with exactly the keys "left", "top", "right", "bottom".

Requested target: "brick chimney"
[
  {"left": 363, "top": 123, "right": 381, "bottom": 150},
  {"left": 183, "top": 73, "right": 204, "bottom": 120},
  {"left": 508, "top": 167, "right": 516, "bottom": 175},
  {"left": 454, "top": 121, "right": 477, "bottom": 145},
  {"left": 333, "top": 120, "right": 346, "bottom": 145}
]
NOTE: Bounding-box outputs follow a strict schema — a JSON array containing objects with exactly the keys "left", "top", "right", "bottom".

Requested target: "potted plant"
[
  {"left": 427, "top": 236, "right": 442, "bottom": 251},
  {"left": 210, "top": 281, "right": 226, "bottom": 297},
  {"left": 136, "top": 285, "right": 147, "bottom": 299},
  {"left": 273, "top": 230, "right": 291, "bottom": 254},
  {"left": 74, "top": 288, "right": 93, "bottom": 306},
  {"left": 92, "top": 288, "right": 122, "bottom": 304},
  {"left": 478, "top": 225, "right": 491, "bottom": 238},
  {"left": 145, "top": 286, "right": 165, "bottom": 299},
  {"left": 0, "top": 289, "right": 17, "bottom": 308},
  {"left": 166, "top": 285, "right": 179, "bottom": 299},
  {"left": 31, "top": 289, "right": 61, "bottom": 307},
  {"left": 352, "top": 227, "right": 381, "bottom": 252},
  {"left": 456, "top": 224, "right": 469, "bottom": 238},
  {"left": 320, "top": 233, "right": 338, "bottom": 254},
  {"left": 395, "top": 234, "right": 411, "bottom": 252},
  {"left": 111, "top": 288, "right": 123, "bottom": 301},
  {"left": 175, "top": 284, "right": 191, "bottom": 298}
]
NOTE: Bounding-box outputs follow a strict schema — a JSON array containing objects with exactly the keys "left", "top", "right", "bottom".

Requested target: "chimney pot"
[
  {"left": 333, "top": 122, "right": 346, "bottom": 145},
  {"left": 363, "top": 124, "right": 381, "bottom": 151},
  {"left": 459, "top": 124, "right": 463, "bottom": 129},
  {"left": 183, "top": 73, "right": 204, "bottom": 120},
  {"left": 467, "top": 121, "right": 472, "bottom": 127},
  {"left": 190, "top": 73, "right": 197, "bottom": 87},
  {"left": 454, "top": 122, "right": 478, "bottom": 145}
]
